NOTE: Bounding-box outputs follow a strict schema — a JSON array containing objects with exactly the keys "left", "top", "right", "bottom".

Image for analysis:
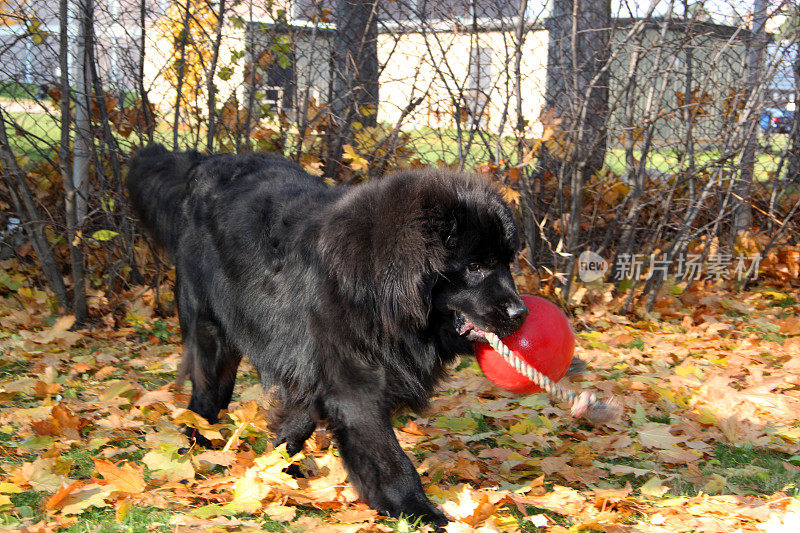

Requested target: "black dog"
[{"left": 126, "top": 145, "right": 528, "bottom": 526}]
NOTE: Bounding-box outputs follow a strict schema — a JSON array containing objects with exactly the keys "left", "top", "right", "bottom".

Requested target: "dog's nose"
[{"left": 505, "top": 300, "right": 528, "bottom": 324}]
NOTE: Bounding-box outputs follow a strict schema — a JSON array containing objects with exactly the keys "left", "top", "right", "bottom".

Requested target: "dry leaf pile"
[{"left": 0, "top": 281, "right": 799, "bottom": 532}]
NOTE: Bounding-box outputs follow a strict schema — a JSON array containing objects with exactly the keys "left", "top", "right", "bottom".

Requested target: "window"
[{"left": 464, "top": 45, "right": 492, "bottom": 125}]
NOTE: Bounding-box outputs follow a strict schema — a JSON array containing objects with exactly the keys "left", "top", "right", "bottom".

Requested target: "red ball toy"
[{"left": 475, "top": 295, "right": 574, "bottom": 394}]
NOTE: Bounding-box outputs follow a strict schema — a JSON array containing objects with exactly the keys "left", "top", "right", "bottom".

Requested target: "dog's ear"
[
  {"left": 318, "top": 172, "right": 462, "bottom": 334},
  {"left": 487, "top": 191, "right": 520, "bottom": 251},
  {"left": 317, "top": 205, "right": 448, "bottom": 334},
  {"left": 376, "top": 219, "right": 448, "bottom": 333},
  {"left": 379, "top": 266, "right": 438, "bottom": 333}
]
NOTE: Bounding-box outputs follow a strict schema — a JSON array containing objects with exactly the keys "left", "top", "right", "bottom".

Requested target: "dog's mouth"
[{"left": 454, "top": 313, "right": 490, "bottom": 342}]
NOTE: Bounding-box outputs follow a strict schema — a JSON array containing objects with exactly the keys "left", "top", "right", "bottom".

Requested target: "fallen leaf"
[
  {"left": 59, "top": 483, "right": 112, "bottom": 515},
  {"left": 93, "top": 459, "right": 146, "bottom": 494},
  {"left": 45, "top": 480, "right": 84, "bottom": 511},
  {"left": 264, "top": 503, "right": 297, "bottom": 522}
]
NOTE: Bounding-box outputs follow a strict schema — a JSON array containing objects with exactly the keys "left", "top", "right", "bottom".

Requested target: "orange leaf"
[
  {"left": 331, "top": 506, "right": 378, "bottom": 523},
  {"left": 115, "top": 498, "right": 133, "bottom": 522},
  {"left": 229, "top": 400, "right": 268, "bottom": 431},
  {"left": 34, "top": 380, "right": 62, "bottom": 398},
  {"left": 400, "top": 420, "right": 427, "bottom": 436},
  {"left": 52, "top": 404, "right": 82, "bottom": 440},
  {"left": 778, "top": 317, "right": 800, "bottom": 336},
  {"left": 498, "top": 185, "right": 521, "bottom": 209},
  {"left": 45, "top": 480, "right": 84, "bottom": 511},
  {"left": 93, "top": 459, "right": 145, "bottom": 494}
]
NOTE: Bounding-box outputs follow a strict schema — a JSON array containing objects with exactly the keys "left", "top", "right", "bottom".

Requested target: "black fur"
[{"left": 126, "top": 145, "right": 528, "bottom": 526}]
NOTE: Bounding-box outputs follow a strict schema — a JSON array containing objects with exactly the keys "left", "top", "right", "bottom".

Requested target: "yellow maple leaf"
[
  {"left": 342, "top": 144, "right": 370, "bottom": 172},
  {"left": 93, "top": 459, "right": 146, "bottom": 494}
]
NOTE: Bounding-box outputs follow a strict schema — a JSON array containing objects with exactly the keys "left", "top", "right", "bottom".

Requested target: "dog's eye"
[{"left": 467, "top": 263, "right": 481, "bottom": 273}]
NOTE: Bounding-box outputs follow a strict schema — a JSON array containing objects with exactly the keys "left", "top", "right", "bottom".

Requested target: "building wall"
[
  {"left": 376, "top": 28, "right": 550, "bottom": 136},
  {"left": 607, "top": 25, "right": 749, "bottom": 149},
  {"left": 142, "top": 17, "right": 247, "bottom": 116},
  {"left": 0, "top": 0, "right": 156, "bottom": 93},
  {"left": 377, "top": 24, "right": 749, "bottom": 146},
  {"left": 288, "top": 0, "right": 522, "bottom": 22},
  {"left": 0, "top": 2, "right": 759, "bottom": 150}
]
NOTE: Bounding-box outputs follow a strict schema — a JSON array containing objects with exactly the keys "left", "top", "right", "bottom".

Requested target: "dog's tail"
[{"left": 126, "top": 144, "right": 203, "bottom": 256}]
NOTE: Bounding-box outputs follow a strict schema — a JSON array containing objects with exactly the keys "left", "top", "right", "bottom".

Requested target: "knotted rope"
[{"left": 482, "top": 332, "right": 622, "bottom": 426}]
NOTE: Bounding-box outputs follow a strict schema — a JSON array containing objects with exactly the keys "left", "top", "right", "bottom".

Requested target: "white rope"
[{"left": 482, "top": 332, "right": 605, "bottom": 420}]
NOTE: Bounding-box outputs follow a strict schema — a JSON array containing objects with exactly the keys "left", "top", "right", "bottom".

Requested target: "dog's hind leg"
[
  {"left": 215, "top": 339, "right": 243, "bottom": 412},
  {"left": 182, "top": 315, "right": 241, "bottom": 446}
]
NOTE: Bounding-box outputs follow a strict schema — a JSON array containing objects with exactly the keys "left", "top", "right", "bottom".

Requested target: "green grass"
[
  {"left": 761, "top": 333, "right": 787, "bottom": 343},
  {"left": 3, "top": 491, "right": 338, "bottom": 532},
  {"left": 405, "top": 127, "right": 517, "bottom": 166},
  {"left": 776, "top": 296, "right": 798, "bottom": 308},
  {"left": 709, "top": 443, "right": 800, "bottom": 495},
  {"left": 63, "top": 506, "right": 174, "bottom": 533},
  {"left": 1, "top": 81, "right": 139, "bottom": 107},
  {"left": 2, "top": 109, "right": 167, "bottom": 162},
  {"left": 7, "top": 491, "right": 45, "bottom": 525},
  {"left": 606, "top": 141, "right": 789, "bottom": 181},
  {"left": 518, "top": 507, "right": 574, "bottom": 530},
  {"left": 621, "top": 336, "right": 646, "bottom": 350},
  {"left": 18, "top": 502, "right": 430, "bottom": 533},
  {"left": 3, "top": 110, "right": 61, "bottom": 159},
  {"left": 3, "top": 108, "right": 791, "bottom": 184},
  {"left": 249, "top": 434, "right": 272, "bottom": 455},
  {"left": 0, "top": 82, "right": 42, "bottom": 101},
  {"left": 132, "top": 319, "right": 177, "bottom": 343},
  {"left": 64, "top": 448, "right": 97, "bottom": 480},
  {"left": 588, "top": 441, "right": 800, "bottom": 501}
]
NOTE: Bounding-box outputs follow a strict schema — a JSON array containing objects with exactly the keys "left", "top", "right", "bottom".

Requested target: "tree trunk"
[
  {"left": 544, "top": 0, "right": 611, "bottom": 294},
  {"left": 514, "top": 0, "right": 528, "bottom": 165},
  {"left": 138, "top": 0, "right": 154, "bottom": 143},
  {"left": 84, "top": 0, "right": 144, "bottom": 288},
  {"left": 544, "top": 0, "right": 610, "bottom": 177},
  {"left": 681, "top": 0, "right": 696, "bottom": 200},
  {"left": 733, "top": 0, "right": 768, "bottom": 236},
  {"left": 60, "top": 0, "right": 88, "bottom": 324},
  {"left": 206, "top": 0, "right": 227, "bottom": 152},
  {"left": 173, "top": 0, "right": 192, "bottom": 150},
  {"left": 72, "top": 0, "right": 92, "bottom": 224},
  {"left": 0, "top": 111, "right": 69, "bottom": 308},
  {"left": 326, "top": 0, "right": 379, "bottom": 178},
  {"left": 611, "top": 4, "right": 674, "bottom": 288},
  {"left": 514, "top": 0, "right": 541, "bottom": 268}
]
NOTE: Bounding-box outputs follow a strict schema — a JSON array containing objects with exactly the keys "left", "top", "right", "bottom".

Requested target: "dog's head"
[
  {"left": 427, "top": 178, "right": 528, "bottom": 341},
  {"left": 321, "top": 169, "right": 526, "bottom": 340},
  {"left": 431, "top": 214, "right": 528, "bottom": 341}
]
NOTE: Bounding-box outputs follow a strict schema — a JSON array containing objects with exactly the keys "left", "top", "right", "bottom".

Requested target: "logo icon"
[{"left": 578, "top": 250, "right": 608, "bottom": 282}]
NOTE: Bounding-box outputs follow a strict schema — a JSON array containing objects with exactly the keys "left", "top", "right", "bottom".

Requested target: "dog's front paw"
[
  {"left": 375, "top": 480, "right": 448, "bottom": 529},
  {"left": 405, "top": 501, "right": 448, "bottom": 529},
  {"left": 180, "top": 424, "right": 215, "bottom": 448}
]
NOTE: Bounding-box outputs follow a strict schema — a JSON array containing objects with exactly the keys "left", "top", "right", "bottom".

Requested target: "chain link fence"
[{"left": 1, "top": 0, "right": 798, "bottom": 321}]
